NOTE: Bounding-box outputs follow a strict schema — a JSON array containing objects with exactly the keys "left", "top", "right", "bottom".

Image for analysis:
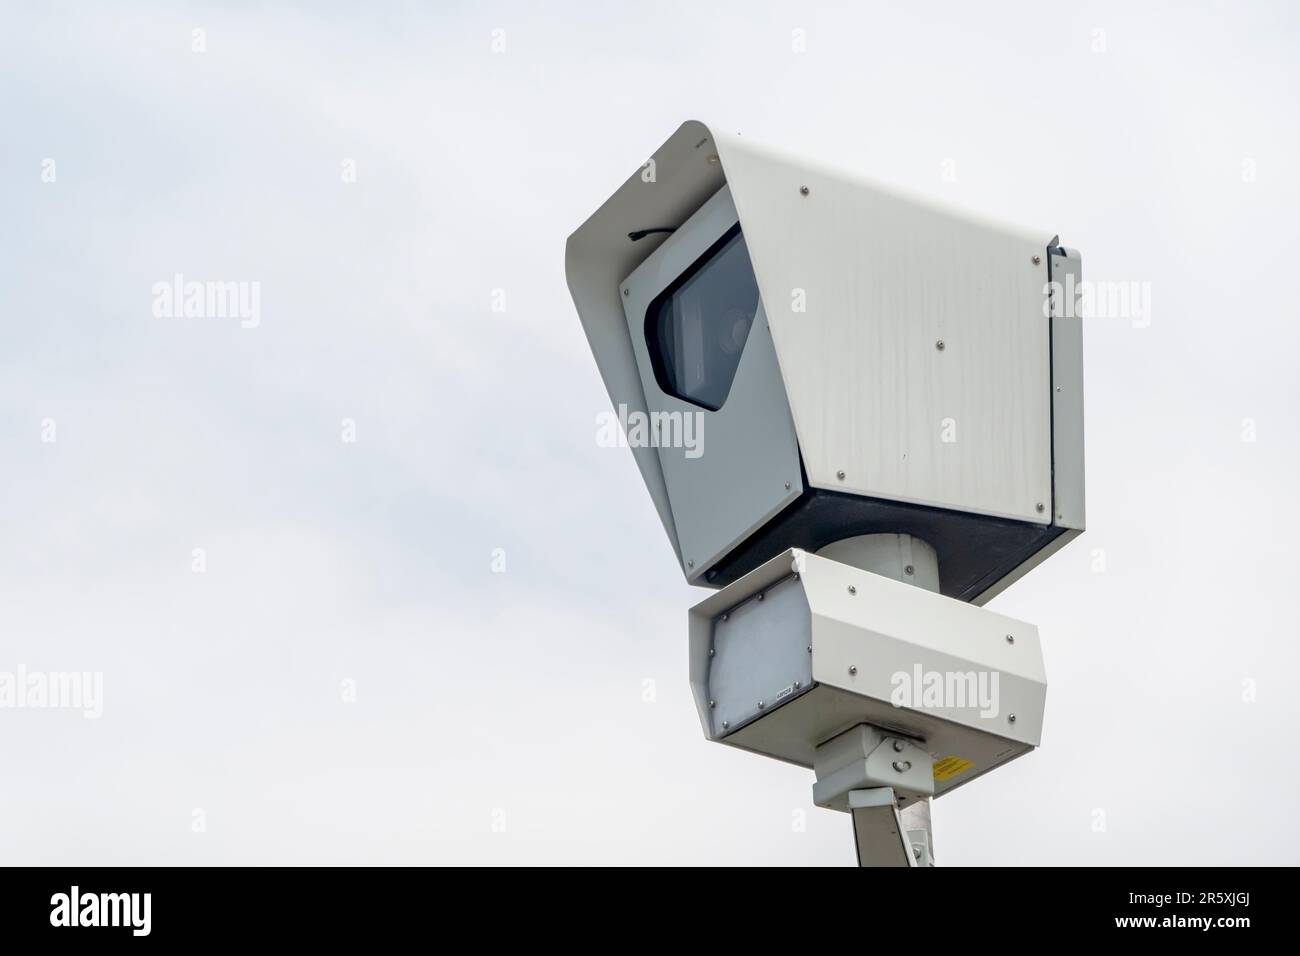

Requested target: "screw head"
[
  {"left": 904, "top": 565, "right": 914, "bottom": 576},
  {"left": 836, "top": 470, "right": 846, "bottom": 480},
  {"left": 892, "top": 760, "right": 912, "bottom": 773},
  {"left": 756, "top": 592, "right": 764, "bottom": 601},
  {"left": 757, "top": 700, "right": 765, "bottom": 709},
  {"left": 807, "top": 645, "right": 813, "bottom": 653},
  {"left": 1032, "top": 255, "right": 1041, "bottom": 265},
  {"left": 892, "top": 739, "right": 905, "bottom": 753},
  {"left": 784, "top": 481, "right": 792, "bottom": 490},
  {"left": 793, "top": 681, "right": 801, "bottom": 689},
  {"left": 799, "top": 185, "right": 810, "bottom": 195},
  {"left": 1008, "top": 713, "right": 1017, "bottom": 723},
  {"left": 708, "top": 648, "right": 715, "bottom": 658},
  {"left": 847, "top": 585, "right": 857, "bottom": 595},
  {"left": 688, "top": 559, "right": 695, "bottom": 567},
  {"left": 722, "top": 720, "right": 729, "bottom": 730},
  {"left": 1035, "top": 502, "right": 1045, "bottom": 513},
  {"left": 1006, "top": 633, "right": 1015, "bottom": 644},
  {"left": 623, "top": 288, "right": 630, "bottom": 296},
  {"left": 848, "top": 665, "right": 858, "bottom": 675},
  {"left": 935, "top": 339, "right": 945, "bottom": 351},
  {"left": 708, "top": 699, "right": 715, "bottom": 708}
]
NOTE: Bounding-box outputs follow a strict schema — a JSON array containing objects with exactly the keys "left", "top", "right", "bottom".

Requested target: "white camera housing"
[
  {"left": 688, "top": 548, "right": 1046, "bottom": 809},
  {"left": 566, "top": 120, "right": 1084, "bottom": 603}
]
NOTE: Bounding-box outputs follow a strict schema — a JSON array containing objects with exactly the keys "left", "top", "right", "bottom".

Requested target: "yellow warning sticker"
[{"left": 933, "top": 756, "right": 975, "bottom": 782}]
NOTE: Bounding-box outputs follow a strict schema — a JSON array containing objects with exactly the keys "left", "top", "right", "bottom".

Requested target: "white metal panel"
[
  {"left": 564, "top": 121, "right": 725, "bottom": 562},
  {"left": 799, "top": 551, "right": 1046, "bottom": 746},
  {"left": 970, "top": 246, "right": 1087, "bottom": 605},
  {"left": 1049, "top": 247, "right": 1086, "bottom": 530},
  {"left": 711, "top": 130, "right": 1056, "bottom": 524},
  {"left": 619, "top": 185, "right": 802, "bottom": 579}
]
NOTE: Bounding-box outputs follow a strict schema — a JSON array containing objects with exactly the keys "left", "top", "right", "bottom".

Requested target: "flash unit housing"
[{"left": 689, "top": 549, "right": 1047, "bottom": 806}]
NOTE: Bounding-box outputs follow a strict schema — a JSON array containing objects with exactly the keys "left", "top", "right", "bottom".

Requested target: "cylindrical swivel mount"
[{"left": 816, "top": 534, "right": 939, "bottom": 593}]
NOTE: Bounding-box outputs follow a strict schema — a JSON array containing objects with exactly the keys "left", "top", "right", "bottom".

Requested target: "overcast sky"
[{"left": 2, "top": 1, "right": 1297, "bottom": 865}]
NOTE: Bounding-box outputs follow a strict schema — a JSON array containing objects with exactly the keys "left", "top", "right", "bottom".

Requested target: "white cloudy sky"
[{"left": 1, "top": 1, "right": 1297, "bottom": 865}]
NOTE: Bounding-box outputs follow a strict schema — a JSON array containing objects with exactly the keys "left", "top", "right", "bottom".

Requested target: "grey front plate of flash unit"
[{"left": 708, "top": 573, "right": 813, "bottom": 736}]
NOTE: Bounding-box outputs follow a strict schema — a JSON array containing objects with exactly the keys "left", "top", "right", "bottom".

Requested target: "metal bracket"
[
  {"left": 900, "top": 798, "right": 935, "bottom": 867},
  {"left": 812, "top": 724, "right": 935, "bottom": 812}
]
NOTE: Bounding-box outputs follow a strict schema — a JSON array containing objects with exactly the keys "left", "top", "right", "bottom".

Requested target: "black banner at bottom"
[{"left": 0, "top": 866, "right": 1276, "bottom": 942}]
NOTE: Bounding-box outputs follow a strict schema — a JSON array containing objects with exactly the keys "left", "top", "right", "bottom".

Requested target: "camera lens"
[{"left": 645, "top": 227, "right": 760, "bottom": 411}]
